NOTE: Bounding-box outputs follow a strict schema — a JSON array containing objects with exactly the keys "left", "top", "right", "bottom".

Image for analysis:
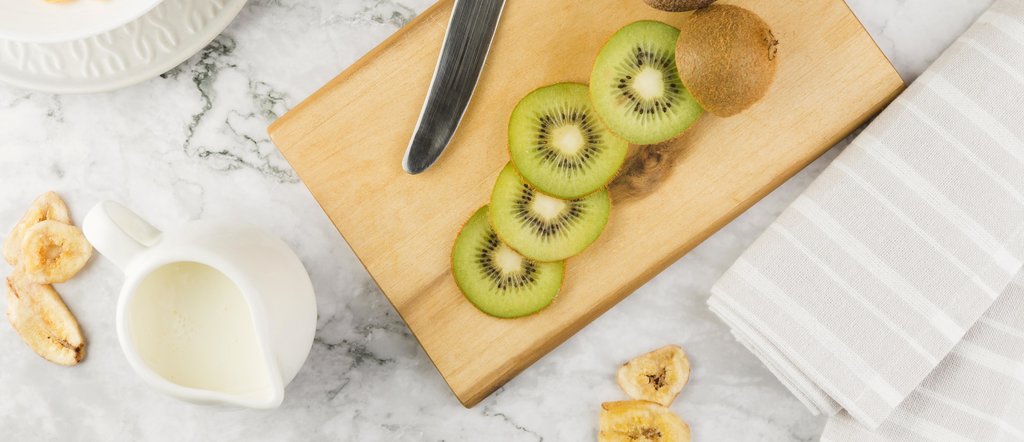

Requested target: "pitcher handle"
[{"left": 82, "top": 201, "right": 162, "bottom": 271}]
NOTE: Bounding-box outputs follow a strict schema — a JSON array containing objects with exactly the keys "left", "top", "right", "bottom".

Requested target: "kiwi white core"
[
  {"left": 530, "top": 192, "right": 567, "bottom": 221},
  {"left": 633, "top": 68, "right": 665, "bottom": 100},
  {"left": 494, "top": 244, "right": 524, "bottom": 273},
  {"left": 551, "top": 125, "right": 586, "bottom": 156}
]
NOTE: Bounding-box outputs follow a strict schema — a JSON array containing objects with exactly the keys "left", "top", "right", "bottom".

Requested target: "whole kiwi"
[
  {"left": 675, "top": 4, "right": 778, "bottom": 117},
  {"left": 644, "top": 0, "right": 716, "bottom": 12}
]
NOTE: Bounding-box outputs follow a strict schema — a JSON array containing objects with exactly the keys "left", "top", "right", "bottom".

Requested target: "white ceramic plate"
[
  {"left": 0, "top": 0, "right": 247, "bottom": 93},
  {"left": 0, "top": 0, "right": 164, "bottom": 43}
]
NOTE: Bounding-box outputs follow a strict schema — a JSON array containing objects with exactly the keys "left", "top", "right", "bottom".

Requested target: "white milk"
[{"left": 128, "top": 262, "right": 272, "bottom": 395}]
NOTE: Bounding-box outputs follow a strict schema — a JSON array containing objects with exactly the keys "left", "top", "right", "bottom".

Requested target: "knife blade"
[{"left": 402, "top": 0, "right": 506, "bottom": 175}]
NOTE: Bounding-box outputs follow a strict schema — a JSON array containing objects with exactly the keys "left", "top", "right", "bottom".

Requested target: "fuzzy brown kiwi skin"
[
  {"left": 644, "top": 0, "right": 715, "bottom": 12},
  {"left": 675, "top": 4, "right": 779, "bottom": 117},
  {"left": 610, "top": 143, "right": 677, "bottom": 202}
]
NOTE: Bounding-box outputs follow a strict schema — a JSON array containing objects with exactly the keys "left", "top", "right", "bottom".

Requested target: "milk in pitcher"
[{"left": 127, "top": 262, "right": 272, "bottom": 396}]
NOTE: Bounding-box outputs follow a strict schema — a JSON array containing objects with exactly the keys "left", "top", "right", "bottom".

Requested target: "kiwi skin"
[
  {"left": 644, "top": 0, "right": 715, "bottom": 12},
  {"left": 675, "top": 4, "right": 778, "bottom": 117}
]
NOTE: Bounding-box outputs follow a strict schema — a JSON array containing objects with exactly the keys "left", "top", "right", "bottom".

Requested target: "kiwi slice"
[
  {"left": 508, "top": 83, "right": 628, "bottom": 199},
  {"left": 675, "top": 4, "right": 778, "bottom": 117},
  {"left": 490, "top": 163, "right": 610, "bottom": 262},
  {"left": 590, "top": 21, "right": 703, "bottom": 145},
  {"left": 452, "top": 206, "right": 564, "bottom": 318},
  {"left": 644, "top": 0, "right": 716, "bottom": 12}
]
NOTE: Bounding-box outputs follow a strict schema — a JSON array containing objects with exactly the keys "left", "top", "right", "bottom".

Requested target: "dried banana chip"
[
  {"left": 3, "top": 192, "right": 70, "bottom": 266},
  {"left": 599, "top": 400, "right": 691, "bottom": 442},
  {"left": 617, "top": 345, "right": 691, "bottom": 406},
  {"left": 5, "top": 274, "right": 85, "bottom": 365},
  {"left": 19, "top": 220, "right": 92, "bottom": 284}
]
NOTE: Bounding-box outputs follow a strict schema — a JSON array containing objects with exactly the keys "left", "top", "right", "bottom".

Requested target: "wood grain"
[{"left": 268, "top": 0, "right": 904, "bottom": 407}]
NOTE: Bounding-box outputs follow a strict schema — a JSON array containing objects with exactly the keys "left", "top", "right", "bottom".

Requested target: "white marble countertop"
[{"left": 0, "top": 0, "right": 996, "bottom": 440}]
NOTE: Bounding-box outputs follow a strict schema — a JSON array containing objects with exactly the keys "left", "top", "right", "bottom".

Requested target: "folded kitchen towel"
[
  {"left": 708, "top": 0, "right": 1024, "bottom": 439},
  {"left": 822, "top": 274, "right": 1024, "bottom": 440}
]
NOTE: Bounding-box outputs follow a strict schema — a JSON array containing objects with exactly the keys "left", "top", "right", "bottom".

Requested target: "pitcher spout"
[
  {"left": 112, "top": 258, "right": 289, "bottom": 410},
  {"left": 85, "top": 201, "right": 316, "bottom": 410}
]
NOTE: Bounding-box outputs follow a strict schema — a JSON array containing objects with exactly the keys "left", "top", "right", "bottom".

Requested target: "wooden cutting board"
[{"left": 268, "top": 0, "right": 903, "bottom": 407}]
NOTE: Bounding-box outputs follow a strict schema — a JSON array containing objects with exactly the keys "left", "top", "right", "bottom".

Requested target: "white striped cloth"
[
  {"left": 822, "top": 275, "right": 1024, "bottom": 440},
  {"left": 707, "top": 0, "right": 1024, "bottom": 439}
]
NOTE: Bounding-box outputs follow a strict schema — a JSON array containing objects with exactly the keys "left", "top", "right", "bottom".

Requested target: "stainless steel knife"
[{"left": 402, "top": 0, "right": 506, "bottom": 175}]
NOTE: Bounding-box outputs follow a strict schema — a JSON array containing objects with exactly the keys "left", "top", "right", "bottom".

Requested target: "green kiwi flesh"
[
  {"left": 590, "top": 20, "right": 703, "bottom": 145},
  {"left": 490, "top": 163, "right": 611, "bottom": 262},
  {"left": 509, "top": 83, "right": 628, "bottom": 199},
  {"left": 452, "top": 206, "right": 564, "bottom": 318}
]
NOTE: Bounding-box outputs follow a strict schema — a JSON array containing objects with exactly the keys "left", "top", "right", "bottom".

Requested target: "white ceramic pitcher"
[{"left": 82, "top": 201, "right": 317, "bottom": 409}]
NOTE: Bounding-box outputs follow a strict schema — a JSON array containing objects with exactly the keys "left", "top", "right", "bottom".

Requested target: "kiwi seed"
[
  {"left": 452, "top": 206, "right": 563, "bottom": 318},
  {"left": 489, "top": 163, "right": 610, "bottom": 262},
  {"left": 509, "top": 83, "right": 628, "bottom": 199},
  {"left": 590, "top": 21, "right": 704, "bottom": 145}
]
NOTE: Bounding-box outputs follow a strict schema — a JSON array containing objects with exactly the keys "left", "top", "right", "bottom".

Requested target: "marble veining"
[{"left": 0, "top": 0, "right": 995, "bottom": 440}]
